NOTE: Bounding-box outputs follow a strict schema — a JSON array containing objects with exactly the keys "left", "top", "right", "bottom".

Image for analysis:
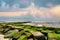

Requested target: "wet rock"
[
  {"left": 4, "top": 29, "right": 18, "bottom": 38},
  {"left": 32, "top": 31, "right": 44, "bottom": 37},
  {"left": 0, "top": 34, "right": 4, "bottom": 40},
  {"left": 28, "top": 38, "right": 33, "bottom": 40}
]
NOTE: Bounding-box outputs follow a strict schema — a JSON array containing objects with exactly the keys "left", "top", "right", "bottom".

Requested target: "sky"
[{"left": 0, "top": 0, "right": 60, "bottom": 22}]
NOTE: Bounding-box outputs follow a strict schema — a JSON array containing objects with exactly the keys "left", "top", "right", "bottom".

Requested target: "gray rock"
[
  {"left": 28, "top": 38, "right": 33, "bottom": 40},
  {"left": 32, "top": 31, "right": 44, "bottom": 37}
]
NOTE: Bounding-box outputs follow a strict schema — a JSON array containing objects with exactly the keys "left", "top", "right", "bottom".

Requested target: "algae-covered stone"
[{"left": 4, "top": 29, "right": 18, "bottom": 38}]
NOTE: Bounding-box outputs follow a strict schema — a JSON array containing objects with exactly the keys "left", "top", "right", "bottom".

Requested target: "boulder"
[{"left": 32, "top": 31, "right": 44, "bottom": 37}]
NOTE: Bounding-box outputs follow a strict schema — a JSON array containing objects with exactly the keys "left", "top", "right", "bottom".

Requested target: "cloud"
[
  {"left": 0, "top": 12, "right": 28, "bottom": 17},
  {"left": 0, "top": 3, "right": 48, "bottom": 18},
  {"left": 1, "top": 1, "right": 7, "bottom": 8},
  {"left": 0, "top": 2, "right": 60, "bottom": 21},
  {"left": 0, "top": 0, "right": 60, "bottom": 22},
  {"left": 0, "top": 0, "right": 32, "bottom": 8},
  {"left": 50, "top": 5, "right": 60, "bottom": 18},
  {"left": 26, "top": 3, "right": 54, "bottom": 18},
  {"left": 46, "top": 3, "right": 54, "bottom": 7}
]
